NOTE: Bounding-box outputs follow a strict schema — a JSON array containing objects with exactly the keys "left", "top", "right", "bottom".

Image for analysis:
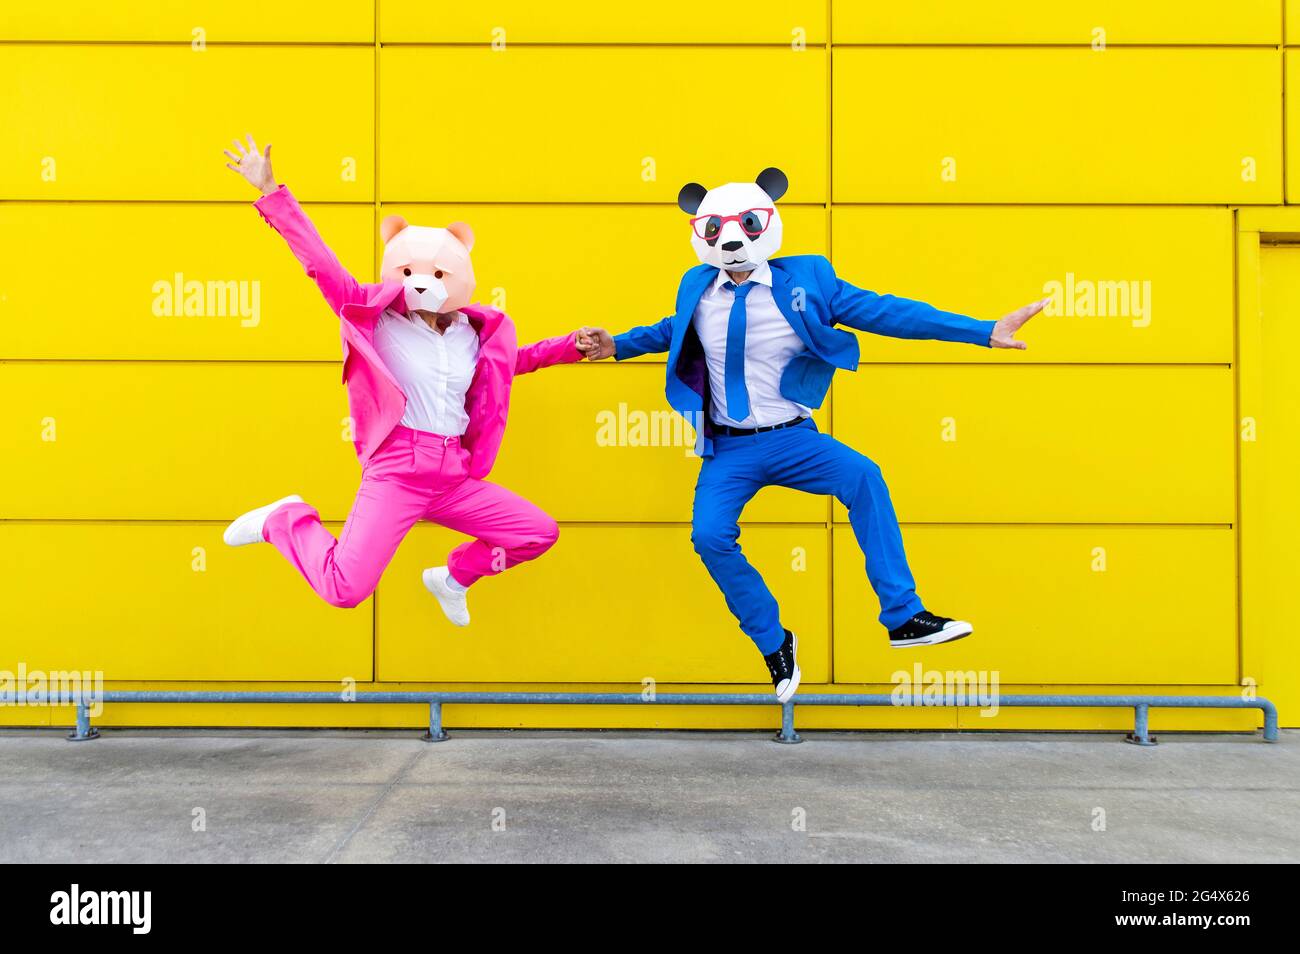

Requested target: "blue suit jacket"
[{"left": 613, "top": 254, "right": 996, "bottom": 456}]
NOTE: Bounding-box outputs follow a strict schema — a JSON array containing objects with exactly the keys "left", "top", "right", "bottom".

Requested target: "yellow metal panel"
[
  {"left": 0, "top": 363, "right": 358, "bottom": 521},
  {"left": 379, "top": 46, "right": 827, "bottom": 202},
  {"left": 377, "top": 524, "right": 830, "bottom": 684},
  {"left": 380, "top": 0, "right": 824, "bottom": 42},
  {"left": 1238, "top": 205, "right": 1300, "bottom": 232},
  {"left": 833, "top": 48, "right": 1281, "bottom": 203},
  {"left": 0, "top": 45, "right": 374, "bottom": 201},
  {"left": 0, "top": 523, "right": 372, "bottom": 681},
  {"left": 1239, "top": 231, "right": 1265, "bottom": 705},
  {"left": 1241, "top": 245, "right": 1300, "bottom": 724},
  {"left": 379, "top": 203, "right": 827, "bottom": 354},
  {"left": 1284, "top": 52, "right": 1300, "bottom": 203},
  {"left": 0, "top": 1, "right": 374, "bottom": 41},
  {"left": 0, "top": 202, "right": 373, "bottom": 360},
  {"left": 831, "top": 366, "right": 1234, "bottom": 524},
  {"left": 0, "top": 706, "right": 52, "bottom": 727},
  {"left": 493, "top": 364, "right": 829, "bottom": 523},
  {"left": 833, "top": 526, "right": 1237, "bottom": 685},
  {"left": 832, "top": 206, "right": 1233, "bottom": 364},
  {"left": 835, "top": 1, "right": 1282, "bottom": 44}
]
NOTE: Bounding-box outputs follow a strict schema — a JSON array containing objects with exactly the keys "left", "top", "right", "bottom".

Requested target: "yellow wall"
[{"left": 0, "top": 2, "right": 1290, "bottom": 733}]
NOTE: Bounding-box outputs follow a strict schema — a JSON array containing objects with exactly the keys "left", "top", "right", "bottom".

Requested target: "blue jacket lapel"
[{"left": 672, "top": 266, "right": 717, "bottom": 349}]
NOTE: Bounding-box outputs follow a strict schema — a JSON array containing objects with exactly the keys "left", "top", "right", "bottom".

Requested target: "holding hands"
[{"left": 577, "top": 327, "right": 616, "bottom": 361}]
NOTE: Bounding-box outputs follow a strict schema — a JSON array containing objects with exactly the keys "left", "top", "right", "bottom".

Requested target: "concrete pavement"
[{"left": 2, "top": 729, "right": 1295, "bottom": 863}]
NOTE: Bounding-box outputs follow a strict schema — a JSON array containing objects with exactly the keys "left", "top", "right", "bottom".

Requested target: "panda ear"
[
  {"left": 677, "top": 182, "right": 708, "bottom": 215},
  {"left": 380, "top": 214, "right": 408, "bottom": 244},
  {"left": 755, "top": 167, "right": 789, "bottom": 202}
]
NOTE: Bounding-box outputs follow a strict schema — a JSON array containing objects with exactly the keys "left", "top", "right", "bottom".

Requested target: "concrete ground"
[{"left": 1, "top": 728, "right": 1295, "bottom": 863}]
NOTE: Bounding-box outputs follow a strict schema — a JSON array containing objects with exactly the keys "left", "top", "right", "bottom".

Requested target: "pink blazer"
[{"left": 254, "top": 185, "right": 582, "bottom": 479}]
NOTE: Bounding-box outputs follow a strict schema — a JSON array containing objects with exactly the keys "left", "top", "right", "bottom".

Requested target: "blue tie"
[{"left": 722, "top": 281, "right": 753, "bottom": 422}]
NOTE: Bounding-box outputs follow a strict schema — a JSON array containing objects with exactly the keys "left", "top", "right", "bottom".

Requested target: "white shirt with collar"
[
  {"left": 374, "top": 308, "right": 480, "bottom": 437},
  {"left": 690, "top": 261, "right": 811, "bottom": 428}
]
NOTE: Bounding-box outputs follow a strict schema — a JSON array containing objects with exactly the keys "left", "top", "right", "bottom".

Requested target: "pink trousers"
[{"left": 262, "top": 425, "right": 559, "bottom": 608}]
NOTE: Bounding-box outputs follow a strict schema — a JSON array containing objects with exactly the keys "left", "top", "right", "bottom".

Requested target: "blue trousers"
[{"left": 691, "top": 418, "right": 924, "bottom": 655}]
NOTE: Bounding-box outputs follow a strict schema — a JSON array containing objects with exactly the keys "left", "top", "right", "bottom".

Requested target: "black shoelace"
[
  {"left": 765, "top": 643, "right": 792, "bottom": 681},
  {"left": 910, "top": 612, "right": 951, "bottom": 633}
]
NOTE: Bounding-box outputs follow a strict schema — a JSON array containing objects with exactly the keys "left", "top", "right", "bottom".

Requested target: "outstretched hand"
[
  {"left": 990, "top": 298, "right": 1049, "bottom": 350},
  {"left": 224, "top": 134, "right": 276, "bottom": 195},
  {"left": 577, "top": 327, "right": 616, "bottom": 361}
]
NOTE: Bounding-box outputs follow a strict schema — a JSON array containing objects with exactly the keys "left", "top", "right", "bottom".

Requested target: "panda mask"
[{"left": 677, "top": 167, "right": 788, "bottom": 273}]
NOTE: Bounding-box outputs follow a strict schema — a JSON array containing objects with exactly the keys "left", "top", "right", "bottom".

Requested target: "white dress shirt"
[
  {"left": 691, "top": 261, "right": 811, "bottom": 428},
  {"left": 374, "top": 308, "right": 480, "bottom": 436}
]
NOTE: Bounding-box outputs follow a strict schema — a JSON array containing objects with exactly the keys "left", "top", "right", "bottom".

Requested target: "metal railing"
[{"left": 33, "top": 690, "right": 1281, "bottom": 746}]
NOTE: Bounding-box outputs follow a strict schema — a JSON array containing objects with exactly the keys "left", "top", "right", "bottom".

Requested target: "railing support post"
[
  {"left": 1261, "top": 699, "right": 1279, "bottom": 742},
  {"left": 422, "top": 701, "right": 449, "bottom": 743},
  {"left": 65, "top": 703, "right": 99, "bottom": 742},
  {"left": 1126, "top": 703, "right": 1157, "bottom": 746},
  {"left": 773, "top": 701, "right": 802, "bottom": 744}
]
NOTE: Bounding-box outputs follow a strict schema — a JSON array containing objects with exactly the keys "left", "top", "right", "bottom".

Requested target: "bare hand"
[
  {"left": 577, "top": 327, "right": 616, "bottom": 361},
  {"left": 990, "top": 298, "right": 1048, "bottom": 350},
  {"left": 224, "top": 134, "right": 276, "bottom": 195}
]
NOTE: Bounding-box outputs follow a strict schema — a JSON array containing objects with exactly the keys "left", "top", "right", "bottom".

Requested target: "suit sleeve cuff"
[
  {"left": 252, "top": 184, "right": 293, "bottom": 224},
  {"left": 563, "top": 331, "right": 584, "bottom": 362}
]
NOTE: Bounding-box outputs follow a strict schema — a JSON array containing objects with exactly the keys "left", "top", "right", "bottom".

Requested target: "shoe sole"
[
  {"left": 889, "top": 622, "right": 974, "bottom": 649},
  {"left": 775, "top": 632, "right": 801, "bottom": 704}
]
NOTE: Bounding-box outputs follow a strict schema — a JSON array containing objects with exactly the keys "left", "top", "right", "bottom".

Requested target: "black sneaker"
[
  {"left": 888, "top": 611, "right": 973, "bottom": 649},
  {"left": 764, "top": 629, "right": 801, "bottom": 703}
]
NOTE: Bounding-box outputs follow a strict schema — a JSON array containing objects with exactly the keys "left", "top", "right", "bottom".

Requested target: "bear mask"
[{"left": 380, "top": 215, "right": 476, "bottom": 315}]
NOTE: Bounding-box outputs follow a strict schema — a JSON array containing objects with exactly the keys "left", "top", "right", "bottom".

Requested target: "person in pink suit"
[{"left": 221, "top": 136, "right": 602, "bottom": 626}]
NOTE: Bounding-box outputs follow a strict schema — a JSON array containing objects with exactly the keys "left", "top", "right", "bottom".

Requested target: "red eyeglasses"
[{"left": 690, "top": 208, "right": 775, "bottom": 241}]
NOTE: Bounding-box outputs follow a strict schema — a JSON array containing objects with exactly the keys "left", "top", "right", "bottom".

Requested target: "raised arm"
[
  {"left": 822, "top": 259, "right": 1045, "bottom": 350},
  {"left": 224, "top": 135, "right": 363, "bottom": 316}
]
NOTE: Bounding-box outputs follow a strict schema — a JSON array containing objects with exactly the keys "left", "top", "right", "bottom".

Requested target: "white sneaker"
[
  {"left": 422, "top": 566, "right": 470, "bottom": 627},
  {"left": 222, "top": 495, "right": 304, "bottom": 547}
]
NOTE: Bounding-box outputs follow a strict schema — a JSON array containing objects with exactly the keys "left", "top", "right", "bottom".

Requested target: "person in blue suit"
[{"left": 580, "top": 168, "right": 1044, "bottom": 702}]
